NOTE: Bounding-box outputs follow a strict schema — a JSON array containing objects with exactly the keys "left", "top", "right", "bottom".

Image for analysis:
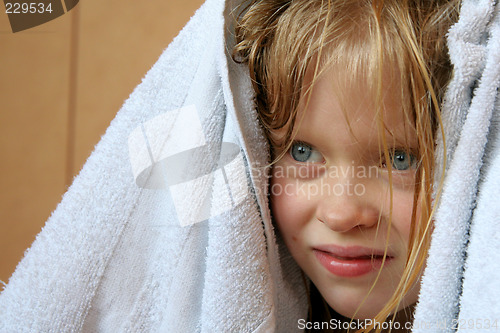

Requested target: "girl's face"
[{"left": 271, "top": 65, "right": 421, "bottom": 319}]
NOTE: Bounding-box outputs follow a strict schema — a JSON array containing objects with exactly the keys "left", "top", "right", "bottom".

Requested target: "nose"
[{"left": 315, "top": 177, "right": 380, "bottom": 233}]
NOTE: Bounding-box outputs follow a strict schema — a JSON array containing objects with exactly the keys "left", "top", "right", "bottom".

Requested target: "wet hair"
[{"left": 233, "top": 0, "right": 460, "bottom": 331}]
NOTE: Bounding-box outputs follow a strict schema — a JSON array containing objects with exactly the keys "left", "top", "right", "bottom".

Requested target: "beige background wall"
[{"left": 0, "top": 0, "right": 204, "bottom": 284}]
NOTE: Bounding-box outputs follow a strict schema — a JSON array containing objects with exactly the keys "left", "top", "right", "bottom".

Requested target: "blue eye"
[
  {"left": 290, "top": 142, "right": 324, "bottom": 163},
  {"left": 389, "top": 150, "right": 417, "bottom": 171}
]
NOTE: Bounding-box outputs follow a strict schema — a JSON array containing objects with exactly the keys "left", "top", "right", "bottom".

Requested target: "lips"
[{"left": 313, "top": 245, "right": 393, "bottom": 277}]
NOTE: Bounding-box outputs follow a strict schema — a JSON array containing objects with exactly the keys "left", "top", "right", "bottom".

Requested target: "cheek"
[
  {"left": 270, "top": 173, "right": 313, "bottom": 242},
  {"left": 391, "top": 188, "right": 419, "bottom": 243}
]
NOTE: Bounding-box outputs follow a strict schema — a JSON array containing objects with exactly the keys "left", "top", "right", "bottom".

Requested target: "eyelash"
[
  {"left": 289, "top": 141, "right": 325, "bottom": 163},
  {"left": 380, "top": 149, "right": 419, "bottom": 171},
  {"left": 289, "top": 141, "right": 418, "bottom": 171}
]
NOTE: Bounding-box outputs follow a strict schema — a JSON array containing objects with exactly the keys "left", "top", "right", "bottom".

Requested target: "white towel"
[
  {"left": 0, "top": 0, "right": 307, "bottom": 331},
  {"left": 1, "top": 0, "right": 499, "bottom": 332},
  {"left": 413, "top": 0, "right": 500, "bottom": 332}
]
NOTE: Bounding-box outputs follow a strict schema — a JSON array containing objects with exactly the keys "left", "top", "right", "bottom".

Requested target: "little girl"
[{"left": 235, "top": 0, "right": 460, "bottom": 331}]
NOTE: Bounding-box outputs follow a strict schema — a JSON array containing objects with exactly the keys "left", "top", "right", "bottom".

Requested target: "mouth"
[
  {"left": 328, "top": 253, "right": 388, "bottom": 260},
  {"left": 313, "top": 245, "right": 394, "bottom": 277}
]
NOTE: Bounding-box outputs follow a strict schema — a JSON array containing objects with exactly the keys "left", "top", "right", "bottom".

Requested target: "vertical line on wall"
[
  {"left": 61, "top": 0, "right": 68, "bottom": 12},
  {"left": 65, "top": 5, "right": 80, "bottom": 188}
]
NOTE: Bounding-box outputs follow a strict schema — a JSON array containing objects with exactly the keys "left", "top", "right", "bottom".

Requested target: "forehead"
[{"left": 295, "top": 62, "right": 416, "bottom": 149}]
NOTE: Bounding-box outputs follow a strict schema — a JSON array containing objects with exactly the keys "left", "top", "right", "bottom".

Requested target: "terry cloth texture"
[{"left": 413, "top": 0, "right": 500, "bottom": 332}]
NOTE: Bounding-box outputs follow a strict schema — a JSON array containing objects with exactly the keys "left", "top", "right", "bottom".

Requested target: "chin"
[
  {"left": 322, "top": 287, "right": 419, "bottom": 322},
  {"left": 317, "top": 282, "right": 397, "bottom": 320},
  {"left": 326, "top": 296, "right": 384, "bottom": 320}
]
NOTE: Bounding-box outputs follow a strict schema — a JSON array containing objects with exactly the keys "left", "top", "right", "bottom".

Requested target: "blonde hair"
[{"left": 233, "top": 0, "right": 459, "bottom": 331}]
